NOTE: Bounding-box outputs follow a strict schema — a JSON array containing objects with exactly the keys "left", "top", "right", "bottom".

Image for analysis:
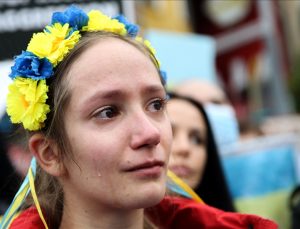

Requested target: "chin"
[{"left": 129, "top": 182, "right": 166, "bottom": 209}]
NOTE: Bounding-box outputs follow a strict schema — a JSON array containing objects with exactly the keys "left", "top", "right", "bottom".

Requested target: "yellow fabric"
[
  {"left": 0, "top": 180, "right": 30, "bottom": 227},
  {"left": 235, "top": 189, "right": 292, "bottom": 229},
  {"left": 28, "top": 168, "right": 48, "bottom": 229},
  {"left": 167, "top": 170, "right": 203, "bottom": 203},
  {"left": 27, "top": 24, "right": 81, "bottom": 67},
  {"left": 5, "top": 212, "right": 20, "bottom": 229},
  {"left": 82, "top": 10, "right": 126, "bottom": 35}
]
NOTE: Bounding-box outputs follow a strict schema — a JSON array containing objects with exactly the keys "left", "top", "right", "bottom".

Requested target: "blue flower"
[
  {"left": 113, "top": 15, "right": 139, "bottom": 37},
  {"left": 9, "top": 51, "right": 53, "bottom": 80},
  {"left": 51, "top": 5, "right": 88, "bottom": 30}
]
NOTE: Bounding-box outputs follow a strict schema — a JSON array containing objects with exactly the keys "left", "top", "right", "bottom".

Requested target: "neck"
[{"left": 59, "top": 202, "right": 144, "bottom": 229}]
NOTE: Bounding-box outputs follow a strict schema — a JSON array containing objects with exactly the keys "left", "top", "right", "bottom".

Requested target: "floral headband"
[{"left": 6, "top": 5, "right": 167, "bottom": 131}]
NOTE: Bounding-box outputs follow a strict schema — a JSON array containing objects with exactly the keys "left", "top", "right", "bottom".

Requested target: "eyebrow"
[
  {"left": 80, "top": 90, "right": 124, "bottom": 112},
  {"left": 141, "top": 85, "right": 166, "bottom": 95},
  {"left": 80, "top": 84, "right": 165, "bottom": 111}
]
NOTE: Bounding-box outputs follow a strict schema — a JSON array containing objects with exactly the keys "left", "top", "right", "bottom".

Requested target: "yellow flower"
[
  {"left": 136, "top": 36, "right": 160, "bottom": 68},
  {"left": 135, "top": 36, "right": 142, "bottom": 42},
  {"left": 157, "top": 60, "right": 161, "bottom": 67},
  {"left": 82, "top": 10, "right": 126, "bottom": 35},
  {"left": 135, "top": 37, "right": 156, "bottom": 54},
  {"left": 27, "top": 23, "right": 81, "bottom": 66},
  {"left": 143, "top": 39, "right": 156, "bottom": 56},
  {"left": 6, "top": 78, "right": 50, "bottom": 131}
]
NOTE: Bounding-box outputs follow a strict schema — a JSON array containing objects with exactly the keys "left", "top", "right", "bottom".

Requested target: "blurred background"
[{"left": 1, "top": 0, "right": 300, "bottom": 228}]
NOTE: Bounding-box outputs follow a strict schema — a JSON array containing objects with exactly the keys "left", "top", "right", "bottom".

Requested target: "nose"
[
  {"left": 130, "top": 111, "right": 161, "bottom": 149},
  {"left": 172, "top": 133, "right": 190, "bottom": 158}
]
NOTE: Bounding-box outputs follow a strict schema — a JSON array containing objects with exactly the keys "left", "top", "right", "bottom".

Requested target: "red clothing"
[
  {"left": 9, "top": 207, "right": 44, "bottom": 229},
  {"left": 146, "top": 196, "right": 278, "bottom": 229},
  {"left": 10, "top": 196, "right": 277, "bottom": 229}
]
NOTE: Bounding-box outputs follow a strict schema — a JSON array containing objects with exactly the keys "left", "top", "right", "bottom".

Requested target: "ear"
[{"left": 29, "top": 133, "right": 65, "bottom": 177}]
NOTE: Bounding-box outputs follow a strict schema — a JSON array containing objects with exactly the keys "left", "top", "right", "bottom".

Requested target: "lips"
[
  {"left": 122, "top": 159, "right": 165, "bottom": 178},
  {"left": 125, "top": 160, "right": 165, "bottom": 172},
  {"left": 169, "top": 165, "right": 192, "bottom": 177}
]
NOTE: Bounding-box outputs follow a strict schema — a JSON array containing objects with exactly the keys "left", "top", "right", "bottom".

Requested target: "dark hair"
[
  {"left": 168, "top": 92, "right": 235, "bottom": 212},
  {"left": 0, "top": 130, "right": 23, "bottom": 214}
]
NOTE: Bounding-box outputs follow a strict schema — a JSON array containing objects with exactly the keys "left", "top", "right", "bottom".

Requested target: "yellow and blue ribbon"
[
  {"left": 0, "top": 158, "right": 48, "bottom": 229},
  {"left": 167, "top": 170, "right": 203, "bottom": 203}
]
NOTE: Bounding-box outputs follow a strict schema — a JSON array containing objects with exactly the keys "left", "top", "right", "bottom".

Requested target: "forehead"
[
  {"left": 176, "top": 82, "right": 225, "bottom": 104},
  {"left": 68, "top": 37, "right": 154, "bottom": 81},
  {"left": 167, "top": 99, "right": 205, "bottom": 125},
  {"left": 64, "top": 37, "right": 163, "bottom": 105}
]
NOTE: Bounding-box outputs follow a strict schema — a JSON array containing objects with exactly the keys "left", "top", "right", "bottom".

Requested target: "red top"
[
  {"left": 146, "top": 196, "right": 278, "bottom": 229},
  {"left": 9, "top": 207, "right": 45, "bottom": 229},
  {"left": 10, "top": 196, "right": 277, "bottom": 229}
]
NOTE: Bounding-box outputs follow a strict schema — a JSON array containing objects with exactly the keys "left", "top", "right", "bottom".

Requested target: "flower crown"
[{"left": 6, "top": 5, "right": 166, "bottom": 131}]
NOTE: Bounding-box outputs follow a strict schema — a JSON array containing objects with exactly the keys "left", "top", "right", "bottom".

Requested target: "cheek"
[
  {"left": 67, "top": 150, "right": 118, "bottom": 183},
  {"left": 161, "top": 120, "right": 173, "bottom": 158},
  {"left": 69, "top": 137, "right": 116, "bottom": 175},
  {"left": 192, "top": 147, "right": 207, "bottom": 172}
]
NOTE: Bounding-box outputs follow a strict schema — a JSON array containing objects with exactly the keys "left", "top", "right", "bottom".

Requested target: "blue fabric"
[
  {"left": 0, "top": 113, "right": 13, "bottom": 134},
  {"left": 145, "top": 29, "right": 217, "bottom": 85},
  {"left": 51, "top": 4, "right": 88, "bottom": 30},
  {"left": 113, "top": 15, "right": 139, "bottom": 37},
  {"left": 166, "top": 179, "right": 192, "bottom": 199},
  {"left": 222, "top": 144, "right": 297, "bottom": 198},
  {"left": 9, "top": 51, "right": 53, "bottom": 80},
  {"left": 0, "top": 158, "right": 37, "bottom": 228}
]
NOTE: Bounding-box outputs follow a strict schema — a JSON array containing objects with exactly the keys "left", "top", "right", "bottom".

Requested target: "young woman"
[
  {"left": 1, "top": 5, "right": 277, "bottom": 229},
  {"left": 167, "top": 92, "right": 235, "bottom": 212},
  {"left": 2, "top": 5, "right": 172, "bottom": 228}
]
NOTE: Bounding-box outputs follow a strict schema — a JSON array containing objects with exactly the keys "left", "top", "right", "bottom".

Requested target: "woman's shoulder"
[
  {"left": 9, "top": 206, "right": 44, "bottom": 229},
  {"left": 146, "top": 196, "right": 278, "bottom": 229}
]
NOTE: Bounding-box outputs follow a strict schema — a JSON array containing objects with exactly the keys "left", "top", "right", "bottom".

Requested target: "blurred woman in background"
[{"left": 167, "top": 92, "right": 235, "bottom": 211}]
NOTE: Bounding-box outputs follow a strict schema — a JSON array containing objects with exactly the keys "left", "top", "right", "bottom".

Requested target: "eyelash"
[
  {"left": 190, "top": 134, "right": 204, "bottom": 146},
  {"left": 93, "top": 97, "right": 167, "bottom": 120},
  {"left": 94, "top": 106, "right": 119, "bottom": 120},
  {"left": 147, "top": 97, "right": 168, "bottom": 113}
]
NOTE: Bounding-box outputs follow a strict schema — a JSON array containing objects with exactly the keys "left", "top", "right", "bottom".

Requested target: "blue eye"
[
  {"left": 148, "top": 98, "right": 167, "bottom": 112},
  {"left": 95, "top": 106, "right": 119, "bottom": 119}
]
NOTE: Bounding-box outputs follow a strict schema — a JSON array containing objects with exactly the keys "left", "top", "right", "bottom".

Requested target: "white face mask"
[{"left": 204, "top": 103, "right": 240, "bottom": 149}]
